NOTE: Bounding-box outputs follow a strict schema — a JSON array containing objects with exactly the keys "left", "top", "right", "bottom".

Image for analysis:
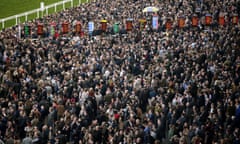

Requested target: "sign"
[
  {"left": 37, "top": 23, "right": 43, "bottom": 35},
  {"left": 205, "top": 14, "right": 212, "bottom": 25},
  {"left": 100, "top": 20, "right": 107, "bottom": 32},
  {"left": 139, "top": 19, "right": 146, "bottom": 30},
  {"left": 88, "top": 21, "right": 94, "bottom": 34},
  {"left": 152, "top": 16, "right": 158, "bottom": 29},
  {"left": 113, "top": 23, "right": 119, "bottom": 33},
  {"left": 192, "top": 15, "right": 198, "bottom": 26},
  {"left": 178, "top": 16, "right": 185, "bottom": 28},
  {"left": 62, "top": 22, "right": 69, "bottom": 34},
  {"left": 219, "top": 15, "right": 225, "bottom": 26},
  {"left": 166, "top": 19, "right": 172, "bottom": 30},
  {"left": 126, "top": 18, "right": 133, "bottom": 31},
  {"left": 232, "top": 14, "right": 238, "bottom": 25},
  {"left": 75, "top": 22, "right": 81, "bottom": 33},
  {"left": 24, "top": 25, "right": 31, "bottom": 36}
]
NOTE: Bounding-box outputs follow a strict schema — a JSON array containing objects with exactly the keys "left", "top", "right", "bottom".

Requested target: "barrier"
[{"left": 0, "top": 0, "right": 88, "bottom": 31}]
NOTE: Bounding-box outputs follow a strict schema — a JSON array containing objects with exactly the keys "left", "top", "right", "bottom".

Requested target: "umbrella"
[
  {"left": 100, "top": 20, "right": 107, "bottom": 23},
  {"left": 143, "top": 6, "right": 159, "bottom": 13}
]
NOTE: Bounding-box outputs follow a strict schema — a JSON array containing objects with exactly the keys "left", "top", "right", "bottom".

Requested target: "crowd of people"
[{"left": 0, "top": 0, "right": 240, "bottom": 143}]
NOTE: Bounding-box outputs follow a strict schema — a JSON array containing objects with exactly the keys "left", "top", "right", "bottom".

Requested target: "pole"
[
  {"left": 37, "top": 10, "right": 39, "bottom": 18},
  {"left": 2, "top": 19, "right": 4, "bottom": 29},
  {"left": 41, "top": 2, "right": 44, "bottom": 18},
  {"left": 18, "top": 19, "right": 21, "bottom": 39},
  {"left": 63, "top": 1, "right": 65, "bottom": 10},
  {"left": 25, "top": 13, "right": 28, "bottom": 22},
  {"left": 15, "top": 16, "right": 18, "bottom": 25}
]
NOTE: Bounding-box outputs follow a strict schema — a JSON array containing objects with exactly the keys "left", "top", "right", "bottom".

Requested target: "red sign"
[
  {"left": 178, "top": 17, "right": 185, "bottom": 28},
  {"left": 219, "top": 16, "right": 225, "bottom": 26},
  {"left": 75, "top": 22, "right": 81, "bottom": 33},
  {"left": 205, "top": 14, "right": 212, "bottom": 25},
  {"left": 37, "top": 23, "right": 43, "bottom": 35},
  {"left": 192, "top": 16, "right": 198, "bottom": 26},
  {"left": 101, "top": 21, "right": 107, "bottom": 31},
  {"left": 126, "top": 19, "right": 133, "bottom": 31},
  {"left": 62, "top": 22, "right": 69, "bottom": 34},
  {"left": 166, "top": 20, "right": 172, "bottom": 30},
  {"left": 232, "top": 15, "right": 238, "bottom": 25}
]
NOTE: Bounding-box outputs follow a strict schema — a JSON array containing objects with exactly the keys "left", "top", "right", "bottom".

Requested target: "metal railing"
[{"left": 0, "top": 0, "right": 88, "bottom": 30}]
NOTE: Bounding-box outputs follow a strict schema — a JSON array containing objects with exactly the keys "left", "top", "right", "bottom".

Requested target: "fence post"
[
  {"left": 15, "top": 16, "right": 18, "bottom": 25},
  {"left": 25, "top": 13, "right": 28, "bottom": 22},
  {"left": 46, "top": 7, "right": 48, "bottom": 15},
  {"left": 55, "top": 4, "right": 57, "bottom": 12},
  {"left": 37, "top": 10, "right": 39, "bottom": 18},
  {"left": 2, "top": 19, "right": 4, "bottom": 29},
  {"left": 1, "top": 0, "right": 81, "bottom": 30},
  {"left": 63, "top": 1, "right": 65, "bottom": 10}
]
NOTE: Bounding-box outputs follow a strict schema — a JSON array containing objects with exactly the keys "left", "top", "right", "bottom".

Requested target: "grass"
[
  {"left": 0, "top": 0, "right": 88, "bottom": 30},
  {"left": 0, "top": 0, "right": 60, "bottom": 19}
]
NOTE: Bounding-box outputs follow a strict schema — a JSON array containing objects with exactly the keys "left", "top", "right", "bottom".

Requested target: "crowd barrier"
[{"left": 0, "top": 0, "right": 89, "bottom": 31}]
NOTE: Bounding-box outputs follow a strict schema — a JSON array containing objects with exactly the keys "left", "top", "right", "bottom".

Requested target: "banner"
[
  {"left": 37, "top": 23, "right": 43, "bottom": 35},
  {"left": 24, "top": 25, "right": 31, "bottom": 37},
  {"left": 88, "top": 21, "right": 94, "bottom": 34},
  {"left": 192, "top": 15, "right": 198, "bottom": 26},
  {"left": 139, "top": 19, "right": 146, "bottom": 30},
  {"left": 62, "top": 22, "right": 69, "bottom": 34},
  {"left": 219, "top": 15, "right": 225, "bottom": 26},
  {"left": 113, "top": 23, "right": 119, "bottom": 33},
  {"left": 166, "top": 19, "right": 172, "bottom": 30},
  {"left": 232, "top": 14, "right": 238, "bottom": 25},
  {"left": 75, "top": 21, "right": 81, "bottom": 33},
  {"left": 152, "top": 16, "right": 158, "bottom": 29},
  {"left": 19, "top": 13, "right": 240, "bottom": 39},
  {"left": 178, "top": 17, "right": 185, "bottom": 28},
  {"left": 205, "top": 14, "right": 212, "bottom": 25},
  {"left": 126, "top": 18, "right": 133, "bottom": 31},
  {"left": 100, "top": 20, "right": 107, "bottom": 32}
]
